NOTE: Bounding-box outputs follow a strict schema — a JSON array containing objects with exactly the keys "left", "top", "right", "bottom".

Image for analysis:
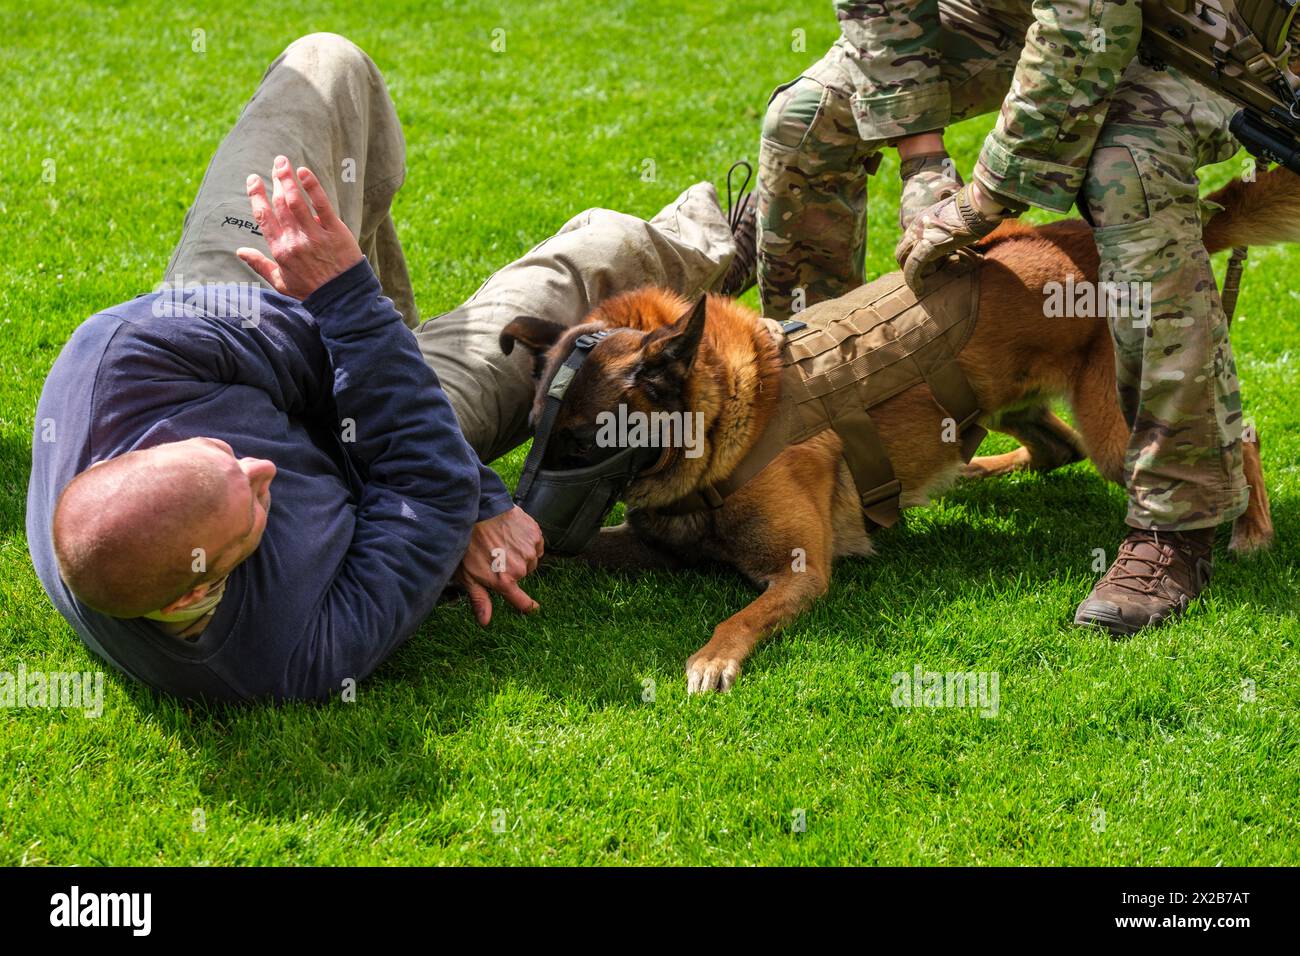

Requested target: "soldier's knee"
[
  {"left": 1083, "top": 146, "right": 1149, "bottom": 228},
  {"left": 762, "top": 77, "right": 830, "bottom": 151}
]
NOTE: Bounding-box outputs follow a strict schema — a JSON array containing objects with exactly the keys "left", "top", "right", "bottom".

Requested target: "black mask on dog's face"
[
  {"left": 510, "top": 331, "right": 647, "bottom": 554},
  {"left": 502, "top": 298, "right": 707, "bottom": 556},
  {"left": 518, "top": 447, "right": 660, "bottom": 555}
]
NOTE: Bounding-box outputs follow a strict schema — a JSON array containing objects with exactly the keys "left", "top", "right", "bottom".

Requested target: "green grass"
[{"left": 1, "top": 0, "right": 1297, "bottom": 866}]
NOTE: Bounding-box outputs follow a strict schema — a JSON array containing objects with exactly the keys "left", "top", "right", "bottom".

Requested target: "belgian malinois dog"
[{"left": 502, "top": 169, "right": 1298, "bottom": 693}]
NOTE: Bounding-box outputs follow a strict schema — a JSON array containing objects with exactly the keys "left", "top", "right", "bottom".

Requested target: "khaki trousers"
[{"left": 165, "top": 33, "right": 735, "bottom": 466}]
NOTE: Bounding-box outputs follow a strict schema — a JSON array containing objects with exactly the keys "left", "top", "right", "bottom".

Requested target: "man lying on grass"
[{"left": 26, "top": 34, "right": 750, "bottom": 702}]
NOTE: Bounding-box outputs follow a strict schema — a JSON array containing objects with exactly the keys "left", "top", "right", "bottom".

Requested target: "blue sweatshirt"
[{"left": 26, "top": 259, "right": 511, "bottom": 702}]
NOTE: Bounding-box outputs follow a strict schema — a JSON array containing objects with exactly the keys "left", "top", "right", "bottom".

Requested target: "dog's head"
[
  {"left": 501, "top": 288, "right": 708, "bottom": 470},
  {"left": 499, "top": 288, "right": 711, "bottom": 551}
]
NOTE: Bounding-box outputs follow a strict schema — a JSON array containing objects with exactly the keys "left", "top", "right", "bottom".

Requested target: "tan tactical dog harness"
[{"left": 665, "top": 255, "right": 986, "bottom": 527}]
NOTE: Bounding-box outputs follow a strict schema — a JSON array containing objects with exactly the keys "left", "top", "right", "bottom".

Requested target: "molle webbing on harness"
[{"left": 663, "top": 255, "right": 985, "bottom": 525}]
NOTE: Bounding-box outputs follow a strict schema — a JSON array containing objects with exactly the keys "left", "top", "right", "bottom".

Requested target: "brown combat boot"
[
  {"left": 1074, "top": 527, "right": 1216, "bottom": 637},
  {"left": 718, "top": 161, "right": 757, "bottom": 297}
]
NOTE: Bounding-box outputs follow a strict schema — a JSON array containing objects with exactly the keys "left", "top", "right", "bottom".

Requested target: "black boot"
[{"left": 718, "top": 161, "right": 757, "bottom": 297}]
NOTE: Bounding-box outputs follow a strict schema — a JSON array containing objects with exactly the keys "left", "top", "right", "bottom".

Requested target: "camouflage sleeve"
[
  {"left": 973, "top": 0, "right": 1142, "bottom": 213},
  {"left": 836, "top": 0, "right": 949, "bottom": 139}
]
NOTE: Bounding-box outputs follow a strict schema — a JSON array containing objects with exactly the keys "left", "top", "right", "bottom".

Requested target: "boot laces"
[
  {"left": 719, "top": 160, "right": 758, "bottom": 296},
  {"left": 1103, "top": 529, "right": 1174, "bottom": 595},
  {"left": 726, "top": 160, "right": 754, "bottom": 233}
]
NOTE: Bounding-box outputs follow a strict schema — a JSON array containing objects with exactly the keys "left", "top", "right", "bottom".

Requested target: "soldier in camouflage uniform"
[{"left": 757, "top": 0, "right": 1249, "bottom": 635}]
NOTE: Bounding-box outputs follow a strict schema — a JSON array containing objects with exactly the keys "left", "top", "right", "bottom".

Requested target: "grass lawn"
[{"left": 1, "top": 0, "right": 1297, "bottom": 866}]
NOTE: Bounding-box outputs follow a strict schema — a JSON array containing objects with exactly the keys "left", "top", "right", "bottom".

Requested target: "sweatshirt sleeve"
[
  {"left": 89, "top": 288, "right": 338, "bottom": 457},
  {"left": 836, "top": 0, "right": 950, "bottom": 139},
  {"left": 476, "top": 460, "right": 514, "bottom": 522},
  {"left": 972, "top": 0, "right": 1141, "bottom": 212},
  {"left": 289, "top": 258, "right": 483, "bottom": 693}
]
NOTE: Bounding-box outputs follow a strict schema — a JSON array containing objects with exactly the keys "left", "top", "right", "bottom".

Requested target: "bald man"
[
  {"left": 26, "top": 34, "right": 742, "bottom": 702},
  {"left": 27, "top": 148, "right": 523, "bottom": 700},
  {"left": 24, "top": 36, "right": 540, "bottom": 702}
]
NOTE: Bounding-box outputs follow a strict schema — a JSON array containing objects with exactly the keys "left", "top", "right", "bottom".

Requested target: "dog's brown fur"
[{"left": 503, "top": 167, "right": 1300, "bottom": 693}]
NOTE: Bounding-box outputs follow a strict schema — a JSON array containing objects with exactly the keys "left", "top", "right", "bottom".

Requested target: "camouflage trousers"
[
  {"left": 758, "top": 0, "right": 1023, "bottom": 317},
  {"left": 757, "top": 1, "right": 1248, "bottom": 530},
  {"left": 1082, "top": 84, "right": 1248, "bottom": 530}
]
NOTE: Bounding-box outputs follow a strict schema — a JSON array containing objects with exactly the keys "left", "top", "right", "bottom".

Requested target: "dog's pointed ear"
[
  {"left": 635, "top": 296, "right": 707, "bottom": 395},
  {"left": 500, "top": 316, "right": 566, "bottom": 358}
]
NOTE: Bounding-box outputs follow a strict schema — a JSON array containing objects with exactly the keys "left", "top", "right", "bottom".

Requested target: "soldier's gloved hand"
[
  {"left": 899, "top": 152, "right": 962, "bottom": 231},
  {"left": 894, "top": 181, "right": 1024, "bottom": 294}
]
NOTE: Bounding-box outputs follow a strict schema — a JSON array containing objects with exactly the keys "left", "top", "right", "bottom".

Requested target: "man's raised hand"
[{"left": 236, "top": 156, "right": 363, "bottom": 300}]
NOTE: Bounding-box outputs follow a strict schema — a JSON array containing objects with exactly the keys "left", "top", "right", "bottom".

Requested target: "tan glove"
[
  {"left": 894, "top": 182, "right": 1023, "bottom": 294},
  {"left": 898, "top": 152, "right": 962, "bottom": 232}
]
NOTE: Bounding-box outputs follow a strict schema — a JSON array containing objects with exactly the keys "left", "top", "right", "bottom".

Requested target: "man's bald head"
[{"left": 51, "top": 437, "right": 277, "bottom": 618}]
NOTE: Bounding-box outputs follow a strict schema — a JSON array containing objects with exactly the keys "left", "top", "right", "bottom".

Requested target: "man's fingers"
[
  {"left": 894, "top": 239, "right": 912, "bottom": 273},
  {"left": 271, "top": 167, "right": 292, "bottom": 232},
  {"left": 271, "top": 156, "right": 320, "bottom": 236},
  {"left": 236, "top": 248, "right": 287, "bottom": 295},
  {"left": 245, "top": 175, "right": 282, "bottom": 244},
  {"left": 464, "top": 578, "right": 493, "bottom": 627},
  {"left": 296, "top": 166, "right": 344, "bottom": 230},
  {"left": 894, "top": 222, "right": 921, "bottom": 268},
  {"left": 903, "top": 241, "right": 933, "bottom": 295},
  {"left": 496, "top": 578, "right": 539, "bottom": 616}
]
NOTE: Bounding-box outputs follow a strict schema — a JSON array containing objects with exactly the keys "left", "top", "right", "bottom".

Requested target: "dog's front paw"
[
  {"left": 685, "top": 647, "right": 742, "bottom": 694},
  {"left": 962, "top": 447, "right": 1031, "bottom": 480}
]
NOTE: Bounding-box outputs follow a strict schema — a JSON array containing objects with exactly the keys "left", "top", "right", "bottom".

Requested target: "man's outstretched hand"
[
  {"left": 454, "top": 506, "right": 544, "bottom": 626},
  {"left": 237, "top": 155, "right": 363, "bottom": 300}
]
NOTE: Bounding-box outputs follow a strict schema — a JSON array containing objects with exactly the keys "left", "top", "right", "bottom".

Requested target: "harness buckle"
[{"left": 859, "top": 479, "right": 903, "bottom": 510}]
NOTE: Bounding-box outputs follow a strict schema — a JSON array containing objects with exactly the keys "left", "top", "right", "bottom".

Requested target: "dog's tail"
[{"left": 1202, "top": 166, "right": 1300, "bottom": 253}]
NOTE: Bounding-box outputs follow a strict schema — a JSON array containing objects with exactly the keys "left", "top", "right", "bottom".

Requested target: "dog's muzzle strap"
[
  {"left": 514, "top": 330, "right": 610, "bottom": 505},
  {"left": 514, "top": 328, "right": 666, "bottom": 555}
]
